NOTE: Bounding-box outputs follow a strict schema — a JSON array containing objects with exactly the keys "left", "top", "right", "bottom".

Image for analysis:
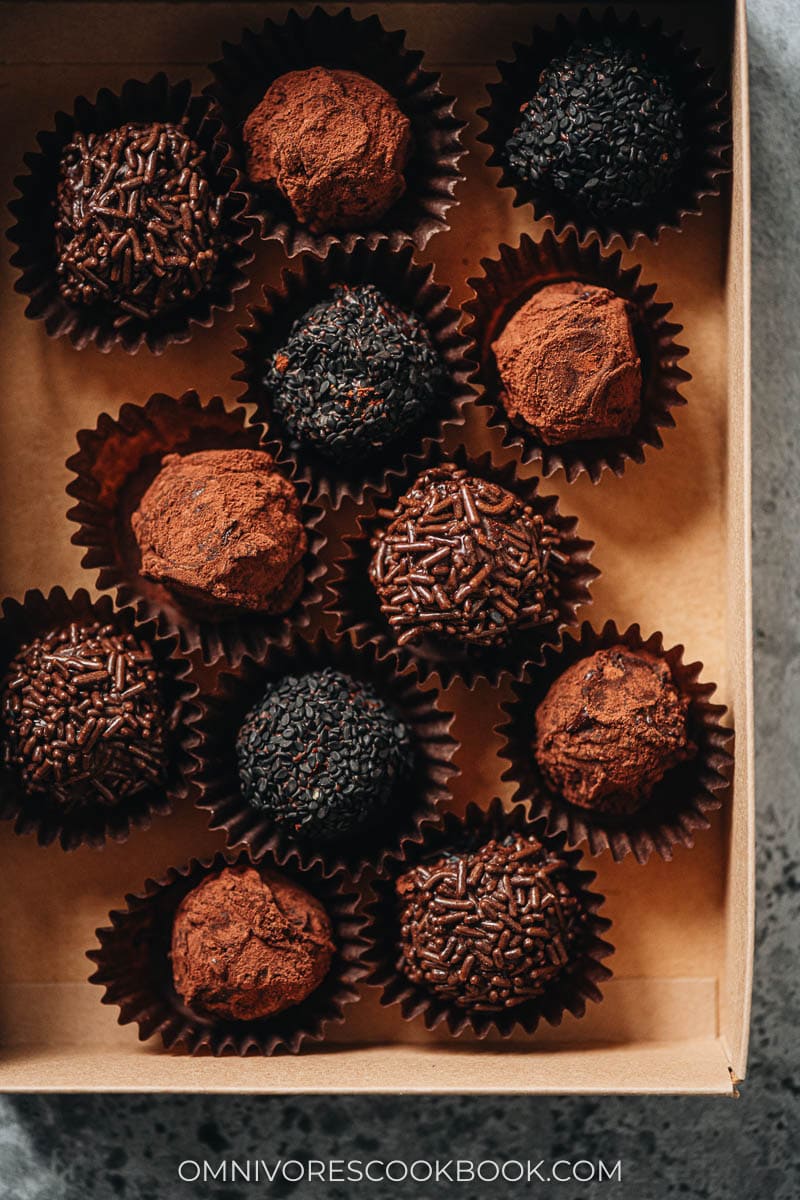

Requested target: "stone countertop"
[{"left": 0, "top": 2, "right": 798, "bottom": 1196}]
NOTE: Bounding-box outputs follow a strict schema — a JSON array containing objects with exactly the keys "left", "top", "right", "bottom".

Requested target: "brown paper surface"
[{"left": 0, "top": 0, "right": 751, "bottom": 1093}]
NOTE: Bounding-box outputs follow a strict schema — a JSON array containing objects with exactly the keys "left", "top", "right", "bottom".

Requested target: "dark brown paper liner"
[
  {"left": 463, "top": 230, "right": 691, "bottom": 483},
  {"left": 65, "top": 390, "right": 327, "bottom": 666},
  {"left": 205, "top": 5, "right": 465, "bottom": 256},
  {"left": 497, "top": 621, "right": 734, "bottom": 864},
  {"left": 7, "top": 74, "right": 253, "bottom": 354},
  {"left": 477, "top": 7, "right": 730, "bottom": 249},
  {"left": 87, "top": 846, "right": 367, "bottom": 1055},
  {"left": 363, "top": 797, "right": 613, "bottom": 1038},
  {"left": 327, "top": 440, "right": 598, "bottom": 689},
  {"left": 0, "top": 587, "right": 197, "bottom": 850},
  {"left": 234, "top": 242, "right": 474, "bottom": 509},
  {"left": 188, "top": 627, "right": 457, "bottom": 881}
]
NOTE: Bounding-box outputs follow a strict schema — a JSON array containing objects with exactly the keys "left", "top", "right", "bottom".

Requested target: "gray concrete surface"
[{"left": 0, "top": 1, "right": 798, "bottom": 1196}]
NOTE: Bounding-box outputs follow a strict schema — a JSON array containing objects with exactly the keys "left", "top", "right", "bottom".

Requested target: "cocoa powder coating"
[
  {"left": 131, "top": 448, "right": 307, "bottom": 616},
  {"left": 243, "top": 67, "right": 412, "bottom": 233},
  {"left": 534, "top": 646, "right": 695, "bottom": 815},
  {"left": 170, "top": 865, "right": 335, "bottom": 1021},
  {"left": 491, "top": 281, "right": 642, "bottom": 446}
]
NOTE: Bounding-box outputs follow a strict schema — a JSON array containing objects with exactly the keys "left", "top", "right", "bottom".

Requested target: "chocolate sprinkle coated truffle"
[
  {"left": 171, "top": 865, "right": 335, "bottom": 1021},
  {"left": 236, "top": 667, "right": 414, "bottom": 842},
  {"left": 396, "top": 832, "right": 584, "bottom": 1010},
  {"left": 0, "top": 620, "right": 167, "bottom": 810},
  {"left": 534, "top": 646, "right": 695, "bottom": 815},
  {"left": 506, "top": 38, "right": 686, "bottom": 217},
  {"left": 266, "top": 284, "right": 445, "bottom": 466},
  {"left": 55, "top": 122, "right": 222, "bottom": 319},
  {"left": 370, "top": 464, "right": 561, "bottom": 648}
]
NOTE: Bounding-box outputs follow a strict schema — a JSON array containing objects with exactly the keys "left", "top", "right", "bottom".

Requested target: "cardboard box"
[{"left": 0, "top": 0, "right": 752, "bottom": 1094}]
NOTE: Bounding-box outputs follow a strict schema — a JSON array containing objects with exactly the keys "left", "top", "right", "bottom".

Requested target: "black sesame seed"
[
  {"left": 264, "top": 284, "right": 446, "bottom": 466},
  {"left": 506, "top": 36, "right": 686, "bottom": 217},
  {"left": 235, "top": 667, "right": 415, "bottom": 842}
]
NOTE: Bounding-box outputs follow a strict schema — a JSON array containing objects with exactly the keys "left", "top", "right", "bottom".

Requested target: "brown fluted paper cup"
[
  {"left": 363, "top": 797, "right": 613, "bottom": 1038},
  {"left": 497, "top": 620, "right": 734, "bottom": 863}
]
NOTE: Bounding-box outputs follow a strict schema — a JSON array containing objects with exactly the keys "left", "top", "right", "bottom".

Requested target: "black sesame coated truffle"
[
  {"left": 265, "top": 284, "right": 445, "bottom": 466},
  {"left": 506, "top": 38, "right": 686, "bottom": 218},
  {"left": 236, "top": 667, "right": 414, "bottom": 842}
]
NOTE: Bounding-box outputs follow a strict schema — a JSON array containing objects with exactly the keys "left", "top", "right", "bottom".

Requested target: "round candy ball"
[
  {"left": 492, "top": 281, "right": 642, "bottom": 445},
  {"left": 0, "top": 620, "right": 168, "bottom": 809},
  {"left": 534, "top": 646, "right": 694, "bottom": 815},
  {"left": 506, "top": 38, "right": 686, "bottom": 218},
  {"left": 369, "top": 464, "right": 560, "bottom": 649},
  {"left": 243, "top": 67, "right": 411, "bottom": 233},
  {"left": 236, "top": 667, "right": 414, "bottom": 842},
  {"left": 171, "top": 865, "right": 335, "bottom": 1021},
  {"left": 396, "top": 832, "right": 585, "bottom": 1010},
  {"left": 266, "top": 283, "right": 445, "bottom": 466},
  {"left": 131, "top": 448, "right": 307, "bottom": 616},
  {"left": 55, "top": 122, "right": 221, "bottom": 316}
]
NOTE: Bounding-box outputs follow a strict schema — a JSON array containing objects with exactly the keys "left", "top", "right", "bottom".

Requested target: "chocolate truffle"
[
  {"left": 492, "top": 281, "right": 642, "bottom": 445},
  {"left": 506, "top": 38, "right": 686, "bottom": 218},
  {"left": 396, "top": 832, "right": 584, "bottom": 1009},
  {"left": 369, "top": 464, "right": 560, "bottom": 649},
  {"left": 266, "top": 284, "right": 444, "bottom": 466},
  {"left": 55, "top": 122, "right": 222, "bottom": 318},
  {"left": 131, "top": 449, "right": 307, "bottom": 616},
  {"left": 0, "top": 620, "right": 167, "bottom": 808},
  {"left": 236, "top": 667, "right": 414, "bottom": 841},
  {"left": 534, "top": 646, "right": 695, "bottom": 815},
  {"left": 243, "top": 67, "right": 411, "bottom": 232},
  {"left": 171, "top": 865, "right": 335, "bottom": 1021}
]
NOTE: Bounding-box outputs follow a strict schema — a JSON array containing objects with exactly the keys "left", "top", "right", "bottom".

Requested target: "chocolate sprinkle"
[
  {"left": 0, "top": 620, "right": 168, "bottom": 810},
  {"left": 369, "top": 464, "right": 561, "bottom": 648},
  {"left": 265, "top": 283, "right": 445, "bottom": 465},
  {"left": 396, "top": 832, "right": 584, "bottom": 1010},
  {"left": 506, "top": 37, "right": 686, "bottom": 217},
  {"left": 55, "top": 122, "right": 223, "bottom": 319},
  {"left": 236, "top": 667, "right": 414, "bottom": 842}
]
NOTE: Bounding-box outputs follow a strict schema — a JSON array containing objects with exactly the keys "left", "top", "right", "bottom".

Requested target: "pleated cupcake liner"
[
  {"left": 205, "top": 5, "right": 465, "bottom": 256},
  {"left": 462, "top": 229, "right": 691, "bottom": 483},
  {"left": 327, "top": 439, "right": 598, "bottom": 689},
  {"left": 0, "top": 587, "right": 197, "bottom": 850},
  {"left": 65, "top": 390, "right": 327, "bottom": 667},
  {"left": 497, "top": 620, "right": 735, "bottom": 864},
  {"left": 233, "top": 241, "right": 474, "bottom": 509},
  {"left": 477, "top": 6, "right": 730, "bottom": 249},
  {"left": 187, "top": 626, "right": 458, "bottom": 882},
  {"left": 86, "top": 845, "right": 367, "bottom": 1055},
  {"left": 363, "top": 796, "right": 614, "bottom": 1039},
  {"left": 7, "top": 73, "right": 253, "bottom": 354}
]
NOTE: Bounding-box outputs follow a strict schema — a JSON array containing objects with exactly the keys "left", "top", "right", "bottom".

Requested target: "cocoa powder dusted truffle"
[
  {"left": 236, "top": 668, "right": 414, "bottom": 842},
  {"left": 369, "top": 464, "right": 560, "bottom": 649},
  {"left": 506, "top": 38, "right": 686, "bottom": 219},
  {"left": 55, "top": 122, "right": 222, "bottom": 319},
  {"left": 492, "top": 281, "right": 642, "bottom": 445},
  {"left": 171, "top": 865, "right": 335, "bottom": 1021},
  {"left": 0, "top": 620, "right": 167, "bottom": 809},
  {"left": 131, "top": 449, "right": 307, "bottom": 616},
  {"left": 243, "top": 67, "right": 411, "bottom": 232},
  {"left": 266, "top": 284, "right": 445, "bottom": 466},
  {"left": 396, "top": 831, "right": 584, "bottom": 1010},
  {"left": 534, "top": 646, "right": 695, "bottom": 815}
]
